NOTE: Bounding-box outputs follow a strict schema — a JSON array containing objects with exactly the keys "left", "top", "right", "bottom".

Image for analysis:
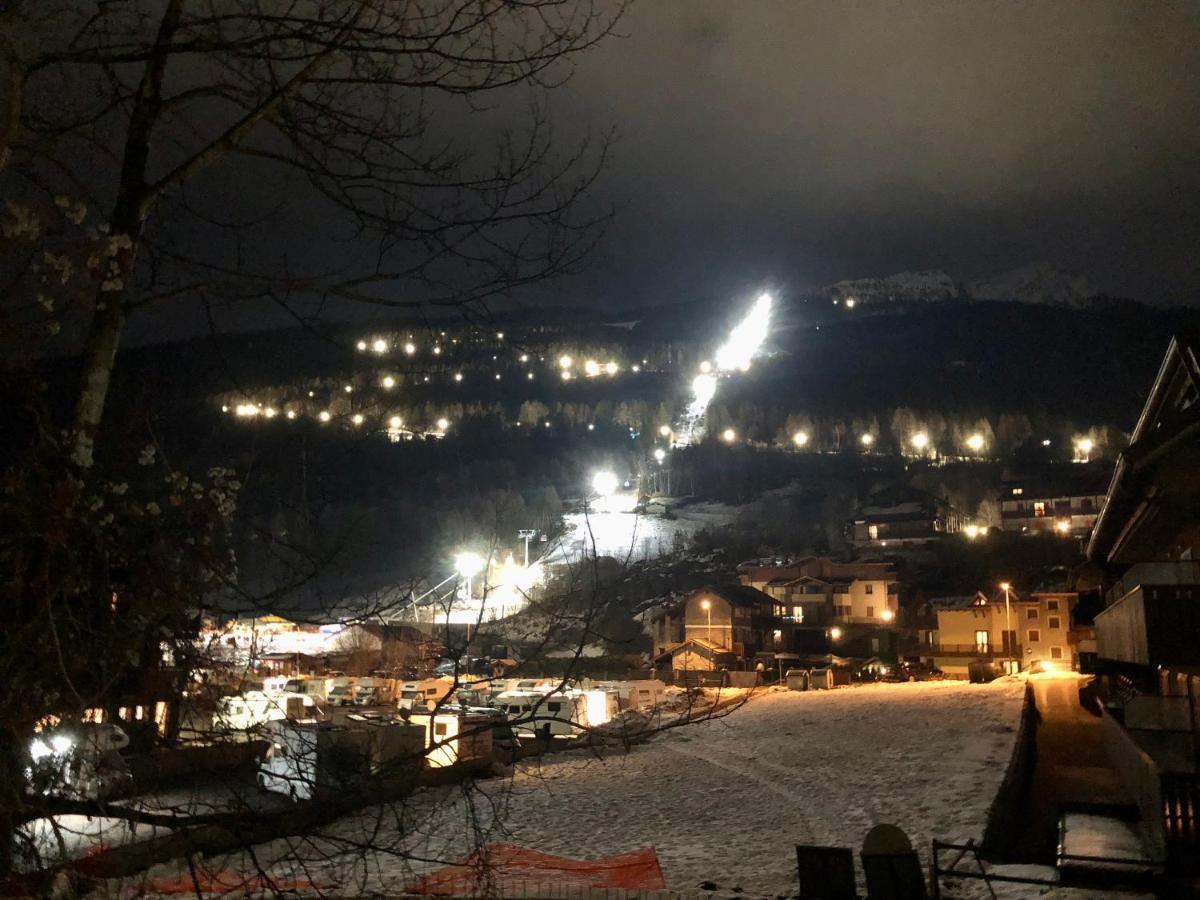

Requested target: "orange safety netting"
[
  {"left": 143, "top": 871, "right": 331, "bottom": 895},
  {"left": 406, "top": 842, "right": 666, "bottom": 895}
]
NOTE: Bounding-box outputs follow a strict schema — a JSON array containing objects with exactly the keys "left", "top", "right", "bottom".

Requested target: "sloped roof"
[{"left": 697, "top": 583, "right": 774, "bottom": 607}]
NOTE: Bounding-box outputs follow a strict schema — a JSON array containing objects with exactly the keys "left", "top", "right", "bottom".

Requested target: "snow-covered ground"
[
  {"left": 115, "top": 680, "right": 1026, "bottom": 897},
  {"left": 555, "top": 500, "right": 740, "bottom": 564}
]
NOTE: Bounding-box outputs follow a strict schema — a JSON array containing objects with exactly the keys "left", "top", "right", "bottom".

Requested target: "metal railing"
[{"left": 922, "top": 643, "right": 1020, "bottom": 658}]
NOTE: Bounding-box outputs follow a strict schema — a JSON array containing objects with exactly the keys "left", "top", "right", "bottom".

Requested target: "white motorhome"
[
  {"left": 406, "top": 708, "right": 498, "bottom": 767},
  {"left": 258, "top": 717, "right": 424, "bottom": 800},
  {"left": 326, "top": 678, "right": 359, "bottom": 707},
  {"left": 241, "top": 675, "right": 290, "bottom": 695},
  {"left": 215, "top": 690, "right": 314, "bottom": 732},
  {"left": 591, "top": 679, "right": 666, "bottom": 711},
  {"left": 283, "top": 676, "right": 331, "bottom": 702},
  {"left": 352, "top": 677, "right": 395, "bottom": 706},
  {"left": 493, "top": 690, "right": 587, "bottom": 737},
  {"left": 395, "top": 678, "right": 453, "bottom": 712}
]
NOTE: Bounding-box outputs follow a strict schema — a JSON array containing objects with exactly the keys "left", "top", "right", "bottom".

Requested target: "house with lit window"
[
  {"left": 849, "top": 484, "right": 954, "bottom": 547},
  {"left": 999, "top": 464, "right": 1109, "bottom": 536},
  {"left": 920, "top": 589, "right": 1077, "bottom": 677},
  {"left": 1084, "top": 334, "right": 1200, "bottom": 873},
  {"left": 737, "top": 557, "right": 900, "bottom": 627},
  {"left": 650, "top": 583, "right": 786, "bottom": 670}
]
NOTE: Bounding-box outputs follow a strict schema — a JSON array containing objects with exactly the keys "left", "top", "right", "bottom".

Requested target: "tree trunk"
[{"left": 66, "top": 0, "right": 182, "bottom": 468}]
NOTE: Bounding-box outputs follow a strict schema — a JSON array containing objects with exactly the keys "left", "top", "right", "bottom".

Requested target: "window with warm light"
[
  {"left": 1033, "top": 501, "right": 1046, "bottom": 517},
  {"left": 975, "top": 630, "right": 989, "bottom": 651}
]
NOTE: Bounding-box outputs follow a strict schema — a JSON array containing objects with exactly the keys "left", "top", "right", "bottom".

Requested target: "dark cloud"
[{"left": 550, "top": 0, "right": 1200, "bottom": 305}]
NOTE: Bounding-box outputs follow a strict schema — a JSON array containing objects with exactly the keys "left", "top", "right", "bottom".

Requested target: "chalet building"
[
  {"left": 738, "top": 557, "right": 900, "bottom": 627},
  {"left": 919, "top": 589, "right": 1078, "bottom": 677},
  {"left": 848, "top": 485, "right": 955, "bottom": 548},
  {"left": 651, "top": 584, "right": 793, "bottom": 670},
  {"left": 1084, "top": 334, "right": 1200, "bottom": 873},
  {"left": 999, "top": 464, "right": 1109, "bottom": 536}
]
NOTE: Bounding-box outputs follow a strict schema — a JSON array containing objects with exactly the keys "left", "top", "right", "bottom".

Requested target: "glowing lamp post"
[
  {"left": 966, "top": 433, "right": 985, "bottom": 454},
  {"left": 722, "top": 428, "right": 736, "bottom": 444},
  {"left": 700, "top": 598, "right": 712, "bottom": 644},
  {"left": 1000, "top": 581, "right": 1013, "bottom": 664},
  {"left": 860, "top": 433, "right": 874, "bottom": 449},
  {"left": 1075, "top": 437, "right": 1094, "bottom": 463},
  {"left": 591, "top": 470, "right": 619, "bottom": 496},
  {"left": 793, "top": 431, "right": 809, "bottom": 448},
  {"left": 455, "top": 552, "right": 485, "bottom": 602},
  {"left": 911, "top": 432, "right": 929, "bottom": 454}
]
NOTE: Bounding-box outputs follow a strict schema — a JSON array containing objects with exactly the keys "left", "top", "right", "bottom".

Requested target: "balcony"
[{"left": 923, "top": 643, "right": 1021, "bottom": 659}]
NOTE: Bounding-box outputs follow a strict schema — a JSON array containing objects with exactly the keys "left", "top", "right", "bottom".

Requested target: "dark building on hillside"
[
  {"left": 1085, "top": 334, "right": 1200, "bottom": 874},
  {"left": 849, "top": 484, "right": 954, "bottom": 547},
  {"left": 1000, "top": 463, "right": 1110, "bottom": 537}
]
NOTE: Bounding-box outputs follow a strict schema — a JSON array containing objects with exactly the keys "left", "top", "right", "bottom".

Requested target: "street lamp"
[
  {"left": 700, "top": 598, "right": 712, "bottom": 643},
  {"left": 591, "top": 470, "right": 619, "bottom": 498},
  {"left": 722, "top": 428, "right": 736, "bottom": 443},
  {"left": 966, "top": 433, "right": 985, "bottom": 453},
  {"left": 860, "top": 433, "right": 874, "bottom": 448},
  {"left": 455, "top": 552, "right": 485, "bottom": 602},
  {"left": 792, "top": 431, "right": 809, "bottom": 448},
  {"left": 653, "top": 448, "right": 666, "bottom": 463},
  {"left": 911, "top": 432, "right": 929, "bottom": 452},
  {"left": 999, "top": 581, "right": 1012, "bottom": 664}
]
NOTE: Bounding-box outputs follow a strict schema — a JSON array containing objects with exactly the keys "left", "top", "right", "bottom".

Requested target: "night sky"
[
  {"left": 550, "top": 0, "right": 1200, "bottom": 307},
  {"left": 119, "top": 0, "right": 1200, "bottom": 342}
]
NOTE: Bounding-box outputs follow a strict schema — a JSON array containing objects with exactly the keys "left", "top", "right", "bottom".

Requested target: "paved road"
[{"left": 1014, "top": 675, "right": 1128, "bottom": 863}]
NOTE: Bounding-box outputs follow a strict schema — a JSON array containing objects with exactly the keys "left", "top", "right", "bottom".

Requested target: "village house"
[
  {"left": 999, "top": 464, "right": 1109, "bottom": 537},
  {"left": 1084, "top": 334, "right": 1200, "bottom": 873},
  {"left": 738, "top": 557, "right": 901, "bottom": 626},
  {"left": 848, "top": 484, "right": 955, "bottom": 548},
  {"left": 651, "top": 583, "right": 786, "bottom": 673},
  {"left": 919, "top": 589, "right": 1078, "bottom": 677}
]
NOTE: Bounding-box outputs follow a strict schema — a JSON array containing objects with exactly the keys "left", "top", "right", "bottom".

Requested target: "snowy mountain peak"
[
  {"left": 966, "top": 263, "right": 1097, "bottom": 308},
  {"left": 823, "top": 270, "right": 960, "bottom": 305}
]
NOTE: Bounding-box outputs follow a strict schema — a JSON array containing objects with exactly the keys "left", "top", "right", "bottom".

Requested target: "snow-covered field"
[
  {"left": 556, "top": 500, "right": 740, "bottom": 563},
  {"left": 118, "top": 679, "right": 1025, "bottom": 897}
]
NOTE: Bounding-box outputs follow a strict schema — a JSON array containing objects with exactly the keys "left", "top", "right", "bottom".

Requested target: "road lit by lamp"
[{"left": 591, "top": 470, "right": 619, "bottom": 497}]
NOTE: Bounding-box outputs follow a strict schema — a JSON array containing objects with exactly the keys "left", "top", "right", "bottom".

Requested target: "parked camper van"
[
  {"left": 494, "top": 690, "right": 586, "bottom": 737},
  {"left": 395, "top": 678, "right": 452, "bottom": 712},
  {"left": 283, "top": 676, "right": 332, "bottom": 703},
  {"left": 327, "top": 678, "right": 359, "bottom": 707},
  {"left": 352, "top": 677, "right": 395, "bottom": 706}
]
